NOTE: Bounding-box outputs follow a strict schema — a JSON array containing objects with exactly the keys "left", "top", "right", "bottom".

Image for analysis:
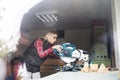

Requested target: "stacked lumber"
[{"left": 81, "top": 63, "right": 108, "bottom": 73}]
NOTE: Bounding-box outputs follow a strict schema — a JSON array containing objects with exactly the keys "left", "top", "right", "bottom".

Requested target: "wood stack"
[
  {"left": 98, "top": 63, "right": 108, "bottom": 72},
  {"left": 81, "top": 63, "right": 108, "bottom": 73},
  {"left": 90, "top": 64, "right": 98, "bottom": 72}
]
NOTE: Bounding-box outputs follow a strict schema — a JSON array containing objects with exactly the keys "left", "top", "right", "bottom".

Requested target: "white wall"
[{"left": 111, "top": 0, "right": 120, "bottom": 69}]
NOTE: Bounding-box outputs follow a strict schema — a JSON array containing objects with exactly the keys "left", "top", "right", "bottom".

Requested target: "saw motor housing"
[{"left": 53, "top": 43, "right": 89, "bottom": 71}]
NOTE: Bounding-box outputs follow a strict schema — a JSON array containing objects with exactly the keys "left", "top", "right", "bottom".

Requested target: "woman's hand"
[{"left": 52, "top": 45, "right": 62, "bottom": 52}]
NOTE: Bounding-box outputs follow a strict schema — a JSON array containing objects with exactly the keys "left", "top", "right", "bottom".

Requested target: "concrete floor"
[{"left": 41, "top": 71, "right": 120, "bottom": 80}]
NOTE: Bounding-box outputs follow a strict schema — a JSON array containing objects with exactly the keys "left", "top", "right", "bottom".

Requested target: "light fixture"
[{"left": 36, "top": 11, "right": 58, "bottom": 23}]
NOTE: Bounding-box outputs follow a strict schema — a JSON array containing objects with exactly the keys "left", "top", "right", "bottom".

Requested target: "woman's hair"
[
  {"left": 46, "top": 30, "right": 58, "bottom": 35},
  {"left": 44, "top": 30, "right": 58, "bottom": 39}
]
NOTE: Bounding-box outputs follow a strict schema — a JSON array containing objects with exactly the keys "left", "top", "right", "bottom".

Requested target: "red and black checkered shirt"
[{"left": 34, "top": 39, "right": 53, "bottom": 58}]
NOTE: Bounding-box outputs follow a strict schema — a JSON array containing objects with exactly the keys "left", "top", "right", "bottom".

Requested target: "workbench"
[{"left": 40, "top": 71, "right": 120, "bottom": 80}]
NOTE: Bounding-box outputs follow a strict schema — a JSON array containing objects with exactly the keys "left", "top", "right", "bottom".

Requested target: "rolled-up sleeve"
[{"left": 34, "top": 39, "right": 53, "bottom": 58}]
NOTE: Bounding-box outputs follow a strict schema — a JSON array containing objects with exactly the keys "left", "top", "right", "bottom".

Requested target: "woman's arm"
[{"left": 34, "top": 39, "right": 53, "bottom": 58}]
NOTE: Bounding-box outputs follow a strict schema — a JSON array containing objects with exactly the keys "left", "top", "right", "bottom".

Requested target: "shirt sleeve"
[{"left": 34, "top": 39, "right": 53, "bottom": 58}]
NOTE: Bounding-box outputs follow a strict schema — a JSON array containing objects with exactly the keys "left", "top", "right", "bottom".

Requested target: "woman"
[{"left": 18, "top": 30, "right": 61, "bottom": 80}]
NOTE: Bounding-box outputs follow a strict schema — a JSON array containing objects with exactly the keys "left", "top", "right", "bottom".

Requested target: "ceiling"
[{"left": 20, "top": 0, "right": 112, "bottom": 31}]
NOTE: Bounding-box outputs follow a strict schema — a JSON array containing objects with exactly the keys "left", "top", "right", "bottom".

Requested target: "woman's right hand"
[{"left": 52, "top": 45, "right": 62, "bottom": 52}]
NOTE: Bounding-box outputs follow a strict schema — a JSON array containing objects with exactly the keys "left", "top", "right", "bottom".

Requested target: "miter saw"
[{"left": 53, "top": 43, "right": 89, "bottom": 71}]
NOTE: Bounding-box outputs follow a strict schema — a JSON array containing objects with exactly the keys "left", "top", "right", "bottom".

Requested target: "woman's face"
[{"left": 47, "top": 34, "right": 58, "bottom": 44}]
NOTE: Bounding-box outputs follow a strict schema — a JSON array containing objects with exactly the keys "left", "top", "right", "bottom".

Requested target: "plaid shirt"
[{"left": 34, "top": 39, "right": 53, "bottom": 58}]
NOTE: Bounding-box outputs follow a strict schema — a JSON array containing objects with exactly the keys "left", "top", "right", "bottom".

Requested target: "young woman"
[{"left": 18, "top": 30, "right": 61, "bottom": 80}]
